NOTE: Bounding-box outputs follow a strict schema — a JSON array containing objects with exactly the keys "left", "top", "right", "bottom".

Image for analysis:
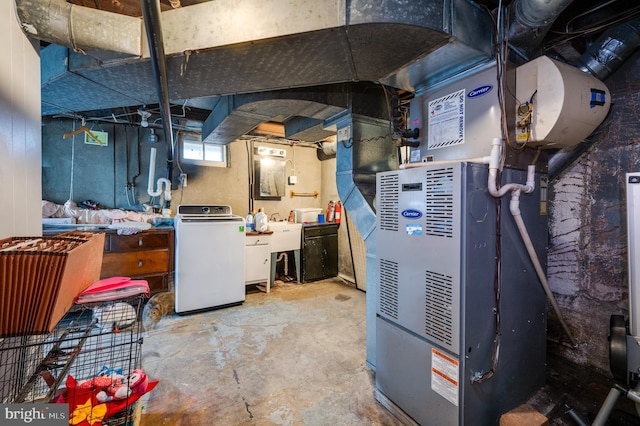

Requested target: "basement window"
[{"left": 180, "top": 132, "right": 228, "bottom": 167}]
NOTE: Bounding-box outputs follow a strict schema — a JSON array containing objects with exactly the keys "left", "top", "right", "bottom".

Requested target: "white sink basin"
[{"left": 268, "top": 222, "right": 302, "bottom": 252}]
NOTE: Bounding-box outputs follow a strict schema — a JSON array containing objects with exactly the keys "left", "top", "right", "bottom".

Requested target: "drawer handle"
[
  {"left": 138, "top": 237, "right": 144, "bottom": 247},
  {"left": 138, "top": 260, "right": 143, "bottom": 268}
]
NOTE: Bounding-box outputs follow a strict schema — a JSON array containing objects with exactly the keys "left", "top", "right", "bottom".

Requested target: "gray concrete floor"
[
  {"left": 138, "top": 277, "right": 640, "bottom": 426},
  {"left": 139, "top": 278, "right": 401, "bottom": 425}
]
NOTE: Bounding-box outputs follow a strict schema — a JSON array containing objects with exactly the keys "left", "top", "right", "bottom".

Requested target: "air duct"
[
  {"left": 331, "top": 88, "right": 397, "bottom": 367},
  {"left": 16, "top": 0, "right": 494, "bottom": 119},
  {"left": 577, "top": 17, "right": 640, "bottom": 81},
  {"left": 549, "top": 17, "right": 640, "bottom": 180},
  {"left": 14, "top": 0, "right": 141, "bottom": 57},
  {"left": 508, "top": 0, "right": 575, "bottom": 60}
]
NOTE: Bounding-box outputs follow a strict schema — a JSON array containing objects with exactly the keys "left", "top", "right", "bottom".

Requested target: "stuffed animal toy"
[
  {"left": 95, "top": 369, "right": 148, "bottom": 403},
  {"left": 78, "top": 366, "right": 124, "bottom": 393},
  {"left": 126, "top": 369, "right": 148, "bottom": 395},
  {"left": 59, "top": 373, "right": 159, "bottom": 426}
]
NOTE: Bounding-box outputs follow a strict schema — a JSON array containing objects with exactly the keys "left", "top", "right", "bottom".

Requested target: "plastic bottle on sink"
[
  {"left": 254, "top": 208, "right": 268, "bottom": 233},
  {"left": 246, "top": 211, "right": 254, "bottom": 231}
]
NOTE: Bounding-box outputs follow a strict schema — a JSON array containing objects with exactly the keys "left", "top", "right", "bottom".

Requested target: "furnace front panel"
[{"left": 375, "top": 162, "right": 547, "bottom": 425}]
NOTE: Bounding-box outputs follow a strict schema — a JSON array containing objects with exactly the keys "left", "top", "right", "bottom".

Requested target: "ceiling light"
[{"left": 138, "top": 109, "right": 152, "bottom": 127}]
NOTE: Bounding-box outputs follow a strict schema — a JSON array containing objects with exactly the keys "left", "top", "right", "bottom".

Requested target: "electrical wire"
[
  {"left": 544, "top": 8, "right": 640, "bottom": 52},
  {"left": 473, "top": 0, "right": 507, "bottom": 385}
]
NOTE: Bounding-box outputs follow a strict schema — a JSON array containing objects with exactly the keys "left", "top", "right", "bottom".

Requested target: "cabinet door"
[
  {"left": 245, "top": 243, "right": 270, "bottom": 284},
  {"left": 321, "top": 233, "right": 338, "bottom": 278},
  {"left": 302, "top": 236, "right": 326, "bottom": 282}
]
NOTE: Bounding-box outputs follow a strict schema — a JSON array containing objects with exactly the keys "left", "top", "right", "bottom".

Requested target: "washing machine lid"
[{"left": 177, "top": 204, "right": 232, "bottom": 217}]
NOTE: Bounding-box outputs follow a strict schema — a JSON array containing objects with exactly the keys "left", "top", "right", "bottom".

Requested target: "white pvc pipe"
[
  {"left": 510, "top": 189, "right": 577, "bottom": 347},
  {"left": 147, "top": 147, "right": 172, "bottom": 202},
  {"left": 147, "top": 147, "right": 157, "bottom": 196},
  {"left": 488, "top": 137, "right": 535, "bottom": 197},
  {"left": 277, "top": 252, "right": 289, "bottom": 276},
  {"left": 488, "top": 136, "right": 577, "bottom": 347}
]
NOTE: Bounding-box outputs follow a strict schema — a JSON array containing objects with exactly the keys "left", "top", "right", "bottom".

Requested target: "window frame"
[{"left": 179, "top": 132, "right": 228, "bottom": 168}]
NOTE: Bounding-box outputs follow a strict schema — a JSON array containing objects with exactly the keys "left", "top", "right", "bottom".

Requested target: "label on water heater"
[{"left": 431, "top": 348, "right": 459, "bottom": 406}]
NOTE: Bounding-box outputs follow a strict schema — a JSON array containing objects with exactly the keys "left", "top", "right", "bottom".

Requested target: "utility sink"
[{"left": 267, "top": 221, "right": 302, "bottom": 252}]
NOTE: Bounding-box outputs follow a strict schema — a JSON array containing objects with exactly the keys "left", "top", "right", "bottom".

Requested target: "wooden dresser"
[{"left": 100, "top": 227, "right": 174, "bottom": 295}]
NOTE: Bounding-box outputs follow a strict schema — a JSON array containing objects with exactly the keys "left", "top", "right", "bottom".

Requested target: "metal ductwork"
[
  {"left": 16, "top": 0, "right": 494, "bottom": 123},
  {"left": 201, "top": 82, "right": 392, "bottom": 144},
  {"left": 14, "top": 0, "right": 141, "bottom": 59},
  {"left": 333, "top": 111, "right": 397, "bottom": 368},
  {"left": 508, "top": 0, "right": 575, "bottom": 61},
  {"left": 548, "top": 17, "right": 640, "bottom": 181},
  {"left": 578, "top": 17, "right": 640, "bottom": 81}
]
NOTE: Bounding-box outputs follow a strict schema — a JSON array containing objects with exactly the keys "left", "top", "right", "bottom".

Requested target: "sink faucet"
[{"left": 270, "top": 212, "right": 281, "bottom": 222}]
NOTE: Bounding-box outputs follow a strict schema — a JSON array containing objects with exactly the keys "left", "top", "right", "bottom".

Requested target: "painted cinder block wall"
[{"left": 547, "top": 50, "right": 640, "bottom": 373}]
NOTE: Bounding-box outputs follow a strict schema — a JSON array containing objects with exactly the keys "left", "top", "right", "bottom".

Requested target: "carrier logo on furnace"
[
  {"left": 467, "top": 85, "right": 493, "bottom": 98},
  {"left": 401, "top": 209, "right": 423, "bottom": 219}
]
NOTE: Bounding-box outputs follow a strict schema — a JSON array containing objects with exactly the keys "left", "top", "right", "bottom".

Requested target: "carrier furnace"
[{"left": 375, "top": 162, "right": 547, "bottom": 424}]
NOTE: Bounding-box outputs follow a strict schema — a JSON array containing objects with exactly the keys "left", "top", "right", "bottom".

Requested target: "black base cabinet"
[{"left": 301, "top": 223, "right": 338, "bottom": 282}]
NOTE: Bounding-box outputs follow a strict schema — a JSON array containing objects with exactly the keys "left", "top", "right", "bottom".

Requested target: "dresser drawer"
[
  {"left": 101, "top": 249, "right": 169, "bottom": 277},
  {"left": 106, "top": 233, "right": 170, "bottom": 252}
]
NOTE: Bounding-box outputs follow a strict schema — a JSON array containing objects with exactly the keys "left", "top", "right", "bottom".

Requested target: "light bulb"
[{"left": 138, "top": 109, "right": 152, "bottom": 128}]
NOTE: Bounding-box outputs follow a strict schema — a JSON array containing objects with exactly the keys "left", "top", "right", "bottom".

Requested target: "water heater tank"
[{"left": 515, "top": 55, "right": 611, "bottom": 148}]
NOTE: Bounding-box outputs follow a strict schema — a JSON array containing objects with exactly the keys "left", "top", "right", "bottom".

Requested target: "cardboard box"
[{"left": 0, "top": 231, "right": 105, "bottom": 336}]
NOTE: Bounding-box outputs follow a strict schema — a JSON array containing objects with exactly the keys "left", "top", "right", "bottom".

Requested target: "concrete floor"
[
  {"left": 138, "top": 277, "right": 640, "bottom": 426},
  {"left": 139, "top": 278, "right": 401, "bottom": 425}
]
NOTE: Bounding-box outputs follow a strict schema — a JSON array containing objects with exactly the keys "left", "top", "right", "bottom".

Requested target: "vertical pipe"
[
  {"left": 147, "top": 147, "right": 157, "bottom": 196},
  {"left": 140, "top": 0, "right": 174, "bottom": 206}
]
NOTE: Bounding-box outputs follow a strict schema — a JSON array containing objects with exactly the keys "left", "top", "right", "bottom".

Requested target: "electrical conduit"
[{"left": 488, "top": 137, "right": 577, "bottom": 347}]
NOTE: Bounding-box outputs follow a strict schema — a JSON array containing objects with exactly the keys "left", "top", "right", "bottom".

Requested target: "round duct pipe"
[
  {"left": 508, "top": 0, "right": 575, "bottom": 59},
  {"left": 578, "top": 17, "right": 640, "bottom": 80},
  {"left": 317, "top": 141, "right": 337, "bottom": 161},
  {"left": 549, "top": 17, "right": 640, "bottom": 180},
  {"left": 322, "top": 141, "right": 337, "bottom": 156}
]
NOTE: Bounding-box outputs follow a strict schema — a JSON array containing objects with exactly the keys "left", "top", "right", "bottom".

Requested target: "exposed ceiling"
[{"left": 33, "top": 0, "right": 640, "bottom": 140}]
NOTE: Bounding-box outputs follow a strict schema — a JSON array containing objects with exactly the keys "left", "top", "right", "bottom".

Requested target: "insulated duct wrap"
[{"left": 15, "top": 0, "right": 141, "bottom": 56}]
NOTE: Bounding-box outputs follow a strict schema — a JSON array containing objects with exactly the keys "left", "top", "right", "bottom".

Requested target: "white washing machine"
[{"left": 174, "top": 205, "right": 246, "bottom": 314}]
